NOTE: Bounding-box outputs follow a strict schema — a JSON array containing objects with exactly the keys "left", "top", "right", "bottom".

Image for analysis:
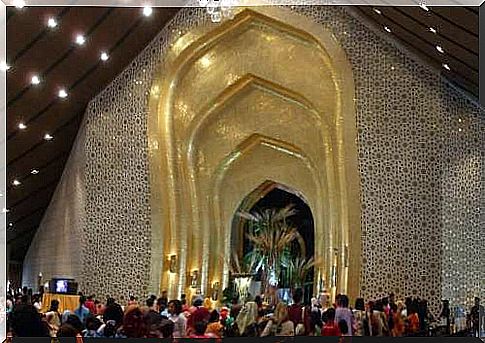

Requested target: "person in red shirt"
[
  {"left": 322, "top": 308, "right": 341, "bottom": 336},
  {"left": 288, "top": 289, "right": 305, "bottom": 333},
  {"left": 85, "top": 295, "right": 96, "bottom": 315}
]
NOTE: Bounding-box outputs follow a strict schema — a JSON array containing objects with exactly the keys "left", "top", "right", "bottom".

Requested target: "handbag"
[{"left": 295, "top": 307, "right": 306, "bottom": 335}]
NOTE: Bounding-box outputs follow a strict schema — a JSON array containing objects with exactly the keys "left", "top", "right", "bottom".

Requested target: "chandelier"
[{"left": 199, "top": 0, "right": 237, "bottom": 23}]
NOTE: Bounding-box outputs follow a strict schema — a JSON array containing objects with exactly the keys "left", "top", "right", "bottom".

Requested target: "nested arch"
[{"left": 148, "top": 6, "right": 361, "bottom": 300}]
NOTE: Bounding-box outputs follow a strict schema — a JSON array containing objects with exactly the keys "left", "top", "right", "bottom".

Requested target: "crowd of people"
[{"left": 5, "top": 287, "right": 483, "bottom": 338}]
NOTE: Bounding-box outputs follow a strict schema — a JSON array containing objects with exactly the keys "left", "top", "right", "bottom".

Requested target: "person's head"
[
  {"left": 209, "top": 309, "right": 219, "bottom": 323},
  {"left": 79, "top": 295, "right": 86, "bottom": 306},
  {"left": 161, "top": 290, "right": 167, "bottom": 298},
  {"left": 193, "top": 298, "right": 203, "bottom": 307},
  {"left": 339, "top": 295, "right": 349, "bottom": 308},
  {"left": 57, "top": 324, "right": 78, "bottom": 337},
  {"left": 160, "top": 318, "right": 174, "bottom": 338},
  {"left": 122, "top": 306, "right": 148, "bottom": 338},
  {"left": 49, "top": 299, "right": 60, "bottom": 312},
  {"left": 20, "top": 295, "right": 29, "bottom": 304},
  {"left": 181, "top": 294, "right": 186, "bottom": 300},
  {"left": 255, "top": 295, "right": 262, "bottom": 307},
  {"left": 475, "top": 297, "right": 480, "bottom": 306},
  {"left": 374, "top": 300, "right": 384, "bottom": 312},
  {"left": 65, "top": 314, "right": 84, "bottom": 333},
  {"left": 382, "top": 297, "right": 389, "bottom": 307},
  {"left": 85, "top": 315, "right": 102, "bottom": 331},
  {"left": 338, "top": 319, "right": 349, "bottom": 335},
  {"left": 168, "top": 300, "right": 182, "bottom": 315},
  {"left": 274, "top": 302, "right": 289, "bottom": 323},
  {"left": 324, "top": 308, "right": 336, "bottom": 322},
  {"left": 442, "top": 300, "right": 449, "bottom": 308},
  {"left": 355, "top": 298, "right": 365, "bottom": 311},
  {"left": 293, "top": 288, "right": 303, "bottom": 304},
  {"left": 10, "top": 303, "right": 48, "bottom": 337},
  {"left": 106, "top": 297, "right": 116, "bottom": 306},
  {"left": 87, "top": 295, "right": 94, "bottom": 301},
  {"left": 146, "top": 297, "right": 155, "bottom": 309},
  {"left": 389, "top": 293, "right": 395, "bottom": 303},
  {"left": 194, "top": 321, "right": 208, "bottom": 336},
  {"left": 156, "top": 297, "right": 166, "bottom": 311}
]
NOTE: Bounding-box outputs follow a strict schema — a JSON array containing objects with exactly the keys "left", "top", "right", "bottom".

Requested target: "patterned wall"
[{"left": 24, "top": 6, "right": 484, "bottom": 314}]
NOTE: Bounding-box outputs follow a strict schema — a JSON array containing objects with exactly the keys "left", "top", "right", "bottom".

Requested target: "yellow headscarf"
[{"left": 203, "top": 297, "right": 213, "bottom": 311}]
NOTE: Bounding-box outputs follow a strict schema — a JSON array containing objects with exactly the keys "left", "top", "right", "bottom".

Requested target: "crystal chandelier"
[{"left": 199, "top": 0, "right": 237, "bottom": 23}]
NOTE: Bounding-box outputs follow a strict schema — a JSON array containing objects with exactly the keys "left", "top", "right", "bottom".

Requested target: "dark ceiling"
[{"left": 5, "top": 6, "right": 479, "bottom": 263}]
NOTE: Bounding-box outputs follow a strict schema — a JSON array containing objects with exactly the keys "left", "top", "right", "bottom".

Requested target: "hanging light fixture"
[{"left": 199, "top": 0, "right": 236, "bottom": 23}]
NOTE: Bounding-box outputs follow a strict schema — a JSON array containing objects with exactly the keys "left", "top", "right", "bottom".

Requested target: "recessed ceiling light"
[
  {"left": 44, "top": 133, "right": 53, "bottom": 141},
  {"left": 436, "top": 45, "right": 445, "bottom": 54},
  {"left": 143, "top": 6, "right": 153, "bottom": 17},
  {"left": 47, "top": 17, "right": 57, "bottom": 28},
  {"left": 31, "top": 75, "right": 41, "bottom": 85},
  {"left": 100, "top": 52, "right": 109, "bottom": 61},
  {"left": 9, "top": 223, "right": 13, "bottom": 227},
  {"left": 442, "top": 63, "right": 451, "bottom": 71},
  {"left": 75, "top": 34, "right": 86, "bottom": 45},
  {"left": 429, "top": 27, "right": 437, "bottom": 34},
  {"left": 0, "top": 61, "right": 11, "bottom": 72},
  {"left": 384, "top": 26, "right": 392, "bottom": 33},
  {"left": 18, "top": 123, "right": 27, "bottom": 130},
  {"left": 31, "top": 169, "right": 39, "bottom": 175},
  {"left": 58, "top": 89, "right": 68, "bottom": 98},
  {"left": 12, "top": 179, "right": 21, "bottom": 186},
  {"left": 13, "top": 0, "right": 26, "bottom": 8},
  {"left": 373, "top": 8, "right": 382, "bottom": 15}
]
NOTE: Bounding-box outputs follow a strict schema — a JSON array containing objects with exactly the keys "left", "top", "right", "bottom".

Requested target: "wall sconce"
[
  {"left": 211, "top": 282, "right": 220, "bottom": 301},
  {"left": 169, "top": 255, "right": 177, "bottom": 273},
  {"left": 190, "top": 270, "right": 199, "bottom": 288}
]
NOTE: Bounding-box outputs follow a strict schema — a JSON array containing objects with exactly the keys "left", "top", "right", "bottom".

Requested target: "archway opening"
[{"left": 232, "top": 184, "right": 314, "bottom": 304}]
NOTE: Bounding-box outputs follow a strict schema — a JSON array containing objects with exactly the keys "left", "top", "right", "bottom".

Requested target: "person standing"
[
  {"left": 471, "top": 297, "right": 484, "bottom": 337},
  {"left": 74, "top": 296, "right": 90, "bottom": 325},
  {"left": 335, "top": 295, "right": 354, "bottom": 336}
]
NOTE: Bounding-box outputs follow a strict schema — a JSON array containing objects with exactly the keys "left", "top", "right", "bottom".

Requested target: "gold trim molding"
[{"left": 148, "top": 6, "right": 361, "bottom": 302}]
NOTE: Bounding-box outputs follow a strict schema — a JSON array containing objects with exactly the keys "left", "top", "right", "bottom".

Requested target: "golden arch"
[{"left": 148, "top": 6, "right": 361, "bottom": 302}]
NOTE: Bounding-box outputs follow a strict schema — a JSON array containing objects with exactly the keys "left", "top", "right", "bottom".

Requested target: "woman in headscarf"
[
  {"left": 235, "top": 301, "right": 260, "bottom": 337},
  {"left": 261, "top": 302, "right": 295, "bottom": 337}
]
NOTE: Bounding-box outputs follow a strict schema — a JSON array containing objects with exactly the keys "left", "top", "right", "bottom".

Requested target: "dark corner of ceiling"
[{"left": 480, "top": 2, "right": 485, "bottom": 107}]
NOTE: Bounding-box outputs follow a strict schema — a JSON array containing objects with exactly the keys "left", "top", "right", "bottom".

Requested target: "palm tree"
[{"left": 237, "top": 204, "right": 306, "bottom": 300}]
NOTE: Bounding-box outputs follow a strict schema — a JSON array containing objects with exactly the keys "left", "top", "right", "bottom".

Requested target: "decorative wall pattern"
[{"left": 24, "top": 5, "right": 483, "bottom": 314}]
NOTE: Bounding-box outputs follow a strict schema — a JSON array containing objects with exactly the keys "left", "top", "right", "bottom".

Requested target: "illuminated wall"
[{"left": 22, "top": 6, "right": 484, "bottom": 315}]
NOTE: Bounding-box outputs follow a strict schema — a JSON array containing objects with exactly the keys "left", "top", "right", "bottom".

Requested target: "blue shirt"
[{"left": 74, "top": 305, "right": 90, "bottom": 324}]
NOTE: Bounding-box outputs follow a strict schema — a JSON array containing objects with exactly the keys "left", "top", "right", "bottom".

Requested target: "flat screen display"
[{"left": 55, "top": 280, "right": 68, "bottom": 293}]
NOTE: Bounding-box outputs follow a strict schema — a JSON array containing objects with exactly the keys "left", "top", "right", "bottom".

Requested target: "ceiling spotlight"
[
  {"left": 18, "top": 123, "right": 27, "bottom": 130},
  {"left": 58, "top": 89, "right": 68, "bottom": 98},
  {"left": 429, "top": 27, "right": 437, "bottom": 34},
  {"left": 31, "top": 75, "right": 41, "bottom": 85},
  {"left": 420, "top": 3, "right": 430, "bottom": 11},
  {"left": 143, "top": 6, "right": 153, "bottom": 17},
  {"left": 384, "top": 26, "right": 392, "bottom": 33},
  {"left": 47, "top": 17, "right": 58, "bottom": 28},
  {"left": 13, "top": 0, "right": 26, "bottom": 8},
  {"left": 44, "top": 133, "right": 53, "bottom": 141},
  {"left": 31, "top": 169, "right": 39, "bottom": 175},
  {"left": 436, "top": 45, "right": 445, "bottom": 54},
  {"left": 8, "top": 222, "right": 13, "bottom": 227},
  {"left": 373, "top": 8, "right": 382, "bottom": 15},
  {"left": 100, "top": 52, "right": 109, "bottom": 61},
  {"left": 442, "top": 63, "right": 451, "bottom": 71},
  {"left": 12, "top": 179, "right": 21, "bottom": 186},
  {"left": 0, "top": 61, "right": 11, "bottom": 72},
  {"left": 75, "top": 34, "right": 86, "bottom": 45}
]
